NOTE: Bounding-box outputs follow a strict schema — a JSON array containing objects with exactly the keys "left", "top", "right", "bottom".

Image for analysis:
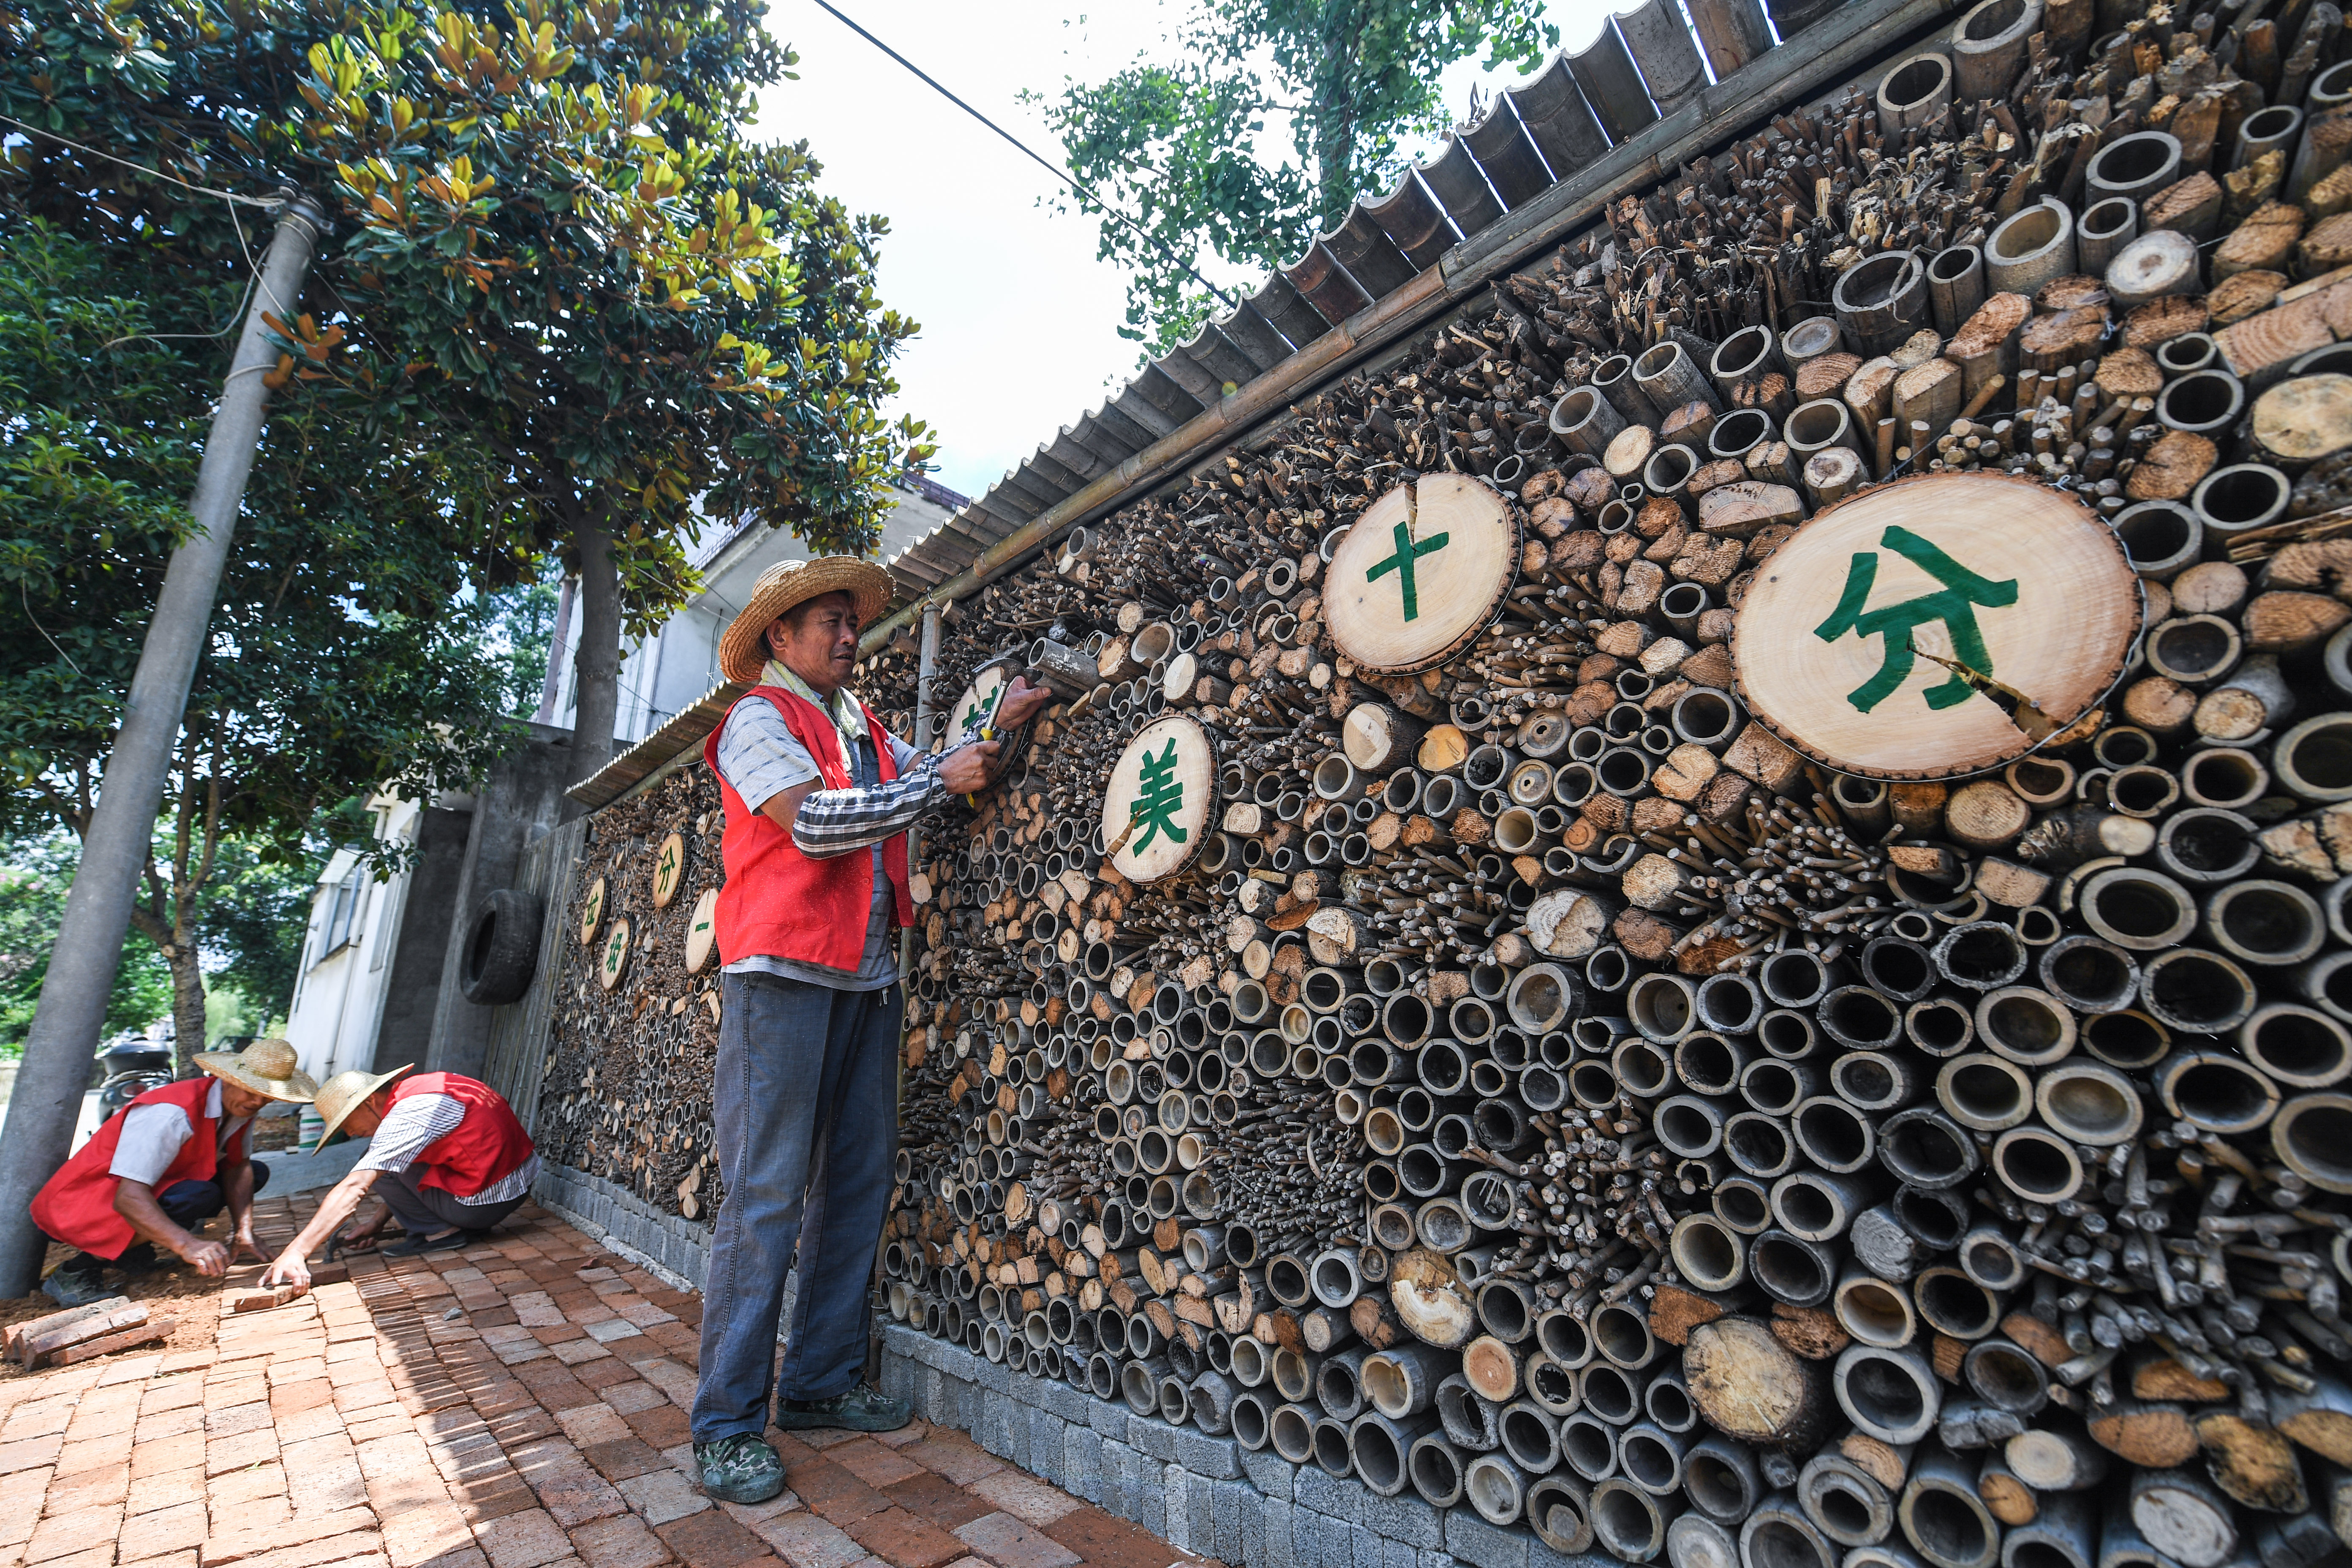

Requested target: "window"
[{"left": 320, "top": 867, "right": 368, "bottom": 957}]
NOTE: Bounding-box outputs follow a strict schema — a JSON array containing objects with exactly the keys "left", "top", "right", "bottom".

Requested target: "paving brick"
[
  {"left": 964, "top": 1473, "right": 1078, "bottom": 1530},
  {"left": 564, "top": 1516, "right": 672, "bottom": 1568},
  {"left": 475, "top": 1511, "right": 574, "bottom": 1568},
  {"left": 596, "top": 1386, "right": 664, "bottom": 1419},
  {"left": 26, "top": 1503, "right": 121, "bottom": 1563},
  {"left": 829, "top": 1443, "right": 924, "bottom": 1491},
  {"left": 897, "top": 1438, "right": 997, "bottom": 1489},
  {"left": 786, "top": 1460, "right": 889, "bottom": 1528},
  {"left": 877, "top": 1472, "right": 992, "bottom": 1534},
  {"left": 845, "top": 1510, "right": 964, "bottom": 1568},
  {"left": 742, "top": 1511, "right": 868, "bottom": 1568},
  {"left": 951, "top": 1513, "right": 1079, "bottom": 1568},
  {"left": 380, "top": 1505, "right": 476, "bottom": 1568},
  {"left": 577, "top": 1441, "right": 668, "bottom": 1485},
  {"left": 612, "top": 1470, "right": 706, "bottom": 1527},
  {"left": 650, "top": 1511, "right": 765, "bottom": 1568},
  {"left": 202, "top": 1512, "right": 382, "bottom": 1567},
  {"left": 117, "top": 1504, "right": 208, "bottom": 1563}
]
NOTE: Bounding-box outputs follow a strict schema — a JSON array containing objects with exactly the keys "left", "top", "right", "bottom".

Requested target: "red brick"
[
  {"left": 651, "top": 1512, "right": 766, "bottom": 1568},
  {"left": 786, "top": 1460, "right": 888, "bottom": 1527},
  {"left": 474, "top": 1511, "right": 572, "bottom": 1568},
  {"left": 117, "top": 1502, "right": 207, "bottom": 1563},
  {"left": 845, "top": 1509, "right": 965, "bottom": 1568},
  {"left": 1039, "top": 1509, "right": 1180, "bottom": 1568},
  {"left": 616, "top": 1408, "right": 686, "bottom": 1451},
  {"left": 45, "top": 1459, "right": 129, "bottom": 1514},
  {"left": 829, "top": 1443, "right": 923, "bottom": 1490},
  {"left": 26, "top": 1503, "right": 123, "bottom": 1564},
  {"left": 878, "top": 1472, "right": 992, "bottom": 1533},
  {"left": 570, "top": 1364, "right": 635, "bottom": 1393},
  {"left": 576, "top": 1441, "right": 666, "bottom": 1485},
  {"left": 202, "top": 1509, "right": 380, "bottom": 1565},
  {"left": 565, "top": 1517, "right": 672, "bottom": 1568}
]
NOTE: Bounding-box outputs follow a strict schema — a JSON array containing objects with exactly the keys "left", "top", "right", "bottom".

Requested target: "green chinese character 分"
[
  {"left": 1366, "top": 519, "right": 1451, "bottom": 622},
  {"left": 1813, "top": 525, "right": 2020, "bottom": 714},
  {"left": 1128, "top": 740, "right": 1189, "bottom": 853}
]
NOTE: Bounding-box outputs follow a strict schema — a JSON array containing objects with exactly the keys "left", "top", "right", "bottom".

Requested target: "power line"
[
  {"left": 801, "top": 0, "right": 1237, "bottom": 311},
  {"left": 0, "top": 114, "right": 282, "bottom": 207}
]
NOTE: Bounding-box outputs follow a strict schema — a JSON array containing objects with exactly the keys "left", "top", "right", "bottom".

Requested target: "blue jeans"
[
  {"left": 691, "top": 971, "right": 901, "bottom": 1442},
  {"left": 157, "top": 1158, "right": 269, "bottom": 1234}
]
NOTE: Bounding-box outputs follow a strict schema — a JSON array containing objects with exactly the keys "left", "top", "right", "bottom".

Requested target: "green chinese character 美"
[
  {"left": 1814, "top": 525, "right": 2020, "bottom": 714},
  {"left": 1365, "top": 518, "right": 1451, "bottom": 622},
  {"left": 1128, "top": 739, "right": 1189, "bottom": 853}
]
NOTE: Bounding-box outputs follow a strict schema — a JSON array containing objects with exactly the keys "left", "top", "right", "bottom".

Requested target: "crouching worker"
[
  {"left": 262, "top": 1066, "right": 537, "bottom": 1287},
  {"left": 32, "top": 1039, "right": 317, "bottom": 1306}
]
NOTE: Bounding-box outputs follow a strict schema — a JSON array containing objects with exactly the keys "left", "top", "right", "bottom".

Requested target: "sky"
[{"left": 749, "top": 0, "right": 1626, "bottom": 506}]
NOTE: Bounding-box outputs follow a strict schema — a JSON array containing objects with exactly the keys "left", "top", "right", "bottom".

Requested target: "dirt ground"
[{"left": 0, "top": 1229, "right": 284, "bottom": 1372}]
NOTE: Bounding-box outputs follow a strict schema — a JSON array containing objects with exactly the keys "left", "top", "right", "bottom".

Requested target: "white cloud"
[{"left": 750, "top": 0, "right": 1626, "bottom": 502}]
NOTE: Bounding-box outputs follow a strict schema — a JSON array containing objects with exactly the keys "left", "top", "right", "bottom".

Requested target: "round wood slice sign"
[
  {"left": 578, "top": 876, "right": 606, "bottom": 945},
  {"left": 937, "top": 662, "right": 1010, "bottom": 752},
  {"left": 651, "top": 832, "right": 686, "bottom": 909},
  {"left": 1325, "top": 474, "right": 1519, "bottom": 674},
  {"left": 1734, "top": 472, "right": 2142, "bottom": 780},
  {"left": 598, "top": 917, "right": 631, "bottom": 991},
  {"left": 1100, "top": 714, "right": 1219, "bottom": 884},
  {"left": 685, "top": 888, "right": 720, "bottom": 973}
]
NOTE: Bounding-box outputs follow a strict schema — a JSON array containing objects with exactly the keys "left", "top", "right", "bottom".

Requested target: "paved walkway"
[{"left": 0, "top": 1197, "right": 1211, "bottom": 1568}]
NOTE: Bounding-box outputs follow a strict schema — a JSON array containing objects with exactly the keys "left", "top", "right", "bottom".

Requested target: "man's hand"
[
  {"left": 338, "top": 1214, "right": 385, "bottom": 1254},
  {"left": 180, "top": 1238, "right": 231, "bottom": 1277},
  {"left": 262, "top": 1251, "right": 311, "bottom": 1290},
  {"left": 938, "top": 739, "right": 1003, "bottom": 793},
  {"left": 994, "top": 676, "right": 1051, "bottom": 729},
  {"left": 230, "top": 1226, "right": 265, "bottom": 1266}
]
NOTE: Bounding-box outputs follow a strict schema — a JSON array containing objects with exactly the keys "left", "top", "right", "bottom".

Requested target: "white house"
[{"left": 536, "top": 479, "right": 963, "bottom": 744}]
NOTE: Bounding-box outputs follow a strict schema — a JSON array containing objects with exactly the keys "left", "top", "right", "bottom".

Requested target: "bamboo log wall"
[{"left": 844, "top": 3, "right": 2352, "bottom": 1564}]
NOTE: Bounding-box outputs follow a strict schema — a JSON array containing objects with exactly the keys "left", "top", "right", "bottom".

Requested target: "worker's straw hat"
[
  {"left": 717, "top": 557, "right": 893, "bottom": 684},
  {"left": 192, "top": 1039, "right": 319, "bottom": 1103},
  {"left": 313, "top": 1064, "right": 414, "bottom": 1144}
]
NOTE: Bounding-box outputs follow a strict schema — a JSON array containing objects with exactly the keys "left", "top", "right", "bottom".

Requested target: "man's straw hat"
[
  {"left": 313, "top": 1064, "right": 414, "bottom": 1144},
  {"left": 192, "top": 1039, "right": 318, "bottom": 1103},
  {"left": 717, "top": 557, "right": 893, "bottom": 684}
]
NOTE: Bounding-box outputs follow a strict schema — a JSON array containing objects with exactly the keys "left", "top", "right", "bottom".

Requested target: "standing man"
[
  {"left": 33, "top": 1038, "right": 316, "bottom": 1304},
  {"left": 690, "top": 557, "right": 1045, "bottom": 1505},
  {"left": 261, "top": 1065, "right": 539, "bottom": 1285}
]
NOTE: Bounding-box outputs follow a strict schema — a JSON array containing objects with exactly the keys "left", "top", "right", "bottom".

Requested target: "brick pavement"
[{"left": 0, "top": 1198, "right": 1211, "bottom": 1568}]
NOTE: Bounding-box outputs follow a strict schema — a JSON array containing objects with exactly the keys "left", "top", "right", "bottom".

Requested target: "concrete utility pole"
[{"left": 0, "top": 192, "right": 331, "bottom": 1298}]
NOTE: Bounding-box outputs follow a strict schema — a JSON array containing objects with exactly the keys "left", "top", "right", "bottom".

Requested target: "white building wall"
[
  {"left": 543, "top": 484, "right": 955, "bottom": 747},
  {"left": 281, "top": 796, "right": 422, "bottom": 1092}
]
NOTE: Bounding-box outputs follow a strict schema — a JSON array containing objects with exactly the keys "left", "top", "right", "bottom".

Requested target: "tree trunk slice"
[
  {"left": 651, "top": 831, "right": 686, "bottom": 909},
  {"left": 2127, "top": 294, "right": 2215, "bottom": 345},
  {"left": 2127, "top": 432, "right": 2219, "bottom": 501},
  {"left": 684, "top": 887, "right": 719, "bottom": 973},
  {"left": 1389, "top": 1247, "right": 1477, "bottom": 1348},
  {"left": 2192, "top": 1412, "right": 2308, "bottom": 1513},
  {"left": 2107, "top": 231, "right": 2204, "bottom": 309},
  {"left": 2020, "top": 305, "right": 2112, "bottom": 372},
  {"left": 579, "top": 875, "right": 606, "bottom": 945},
  {"left": 2092, "top": 347, "right": 2164, "bottom": 398},
  {"left": 2090, "top": 1399, "right": 2202, "bottom": 1466},
  {"left": 2253, "top": 373, "right": 2352, "bottom": 465},
  {"left": 1683, "top": 1315, "right": 1832, "bottom": 1449},
  {"left": 1796, "top": 352, "right": 1863, "bottom": 403},
  {"left": 2213, "top": 201, "right": 2305, "bottom": 279},
  {"left": 1325, "top": 476, "right": 1520, "bottom": 675},
  {"left": 598, "top": 917, "right": 631, "bottom": 991},
  {"left": 2142, "top": 172, "right": 2224, "bottom": 241},
  {"left": 1418, "top": 724, "right": 1471, "bottom": 773},
  {"left": 1733, "top": 473, "right": 2142, "bottom": 780},
  {"left": 1100, "top": 714, "right": 1220, "bottom": 883},
  {"left": 1343, "top": 702, "right": 1426, "bottom": 773},
  {"left": 939, "top": 663, "right": 1011, "bottom": 752}
]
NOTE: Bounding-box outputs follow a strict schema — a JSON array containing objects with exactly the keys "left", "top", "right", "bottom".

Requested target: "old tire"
[{"left": 460, "top": 890, "right": 542, "bottom": 1005}]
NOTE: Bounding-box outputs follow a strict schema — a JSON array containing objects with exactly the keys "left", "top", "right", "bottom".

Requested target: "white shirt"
[
  {"left": 109, "top": 1078, "right": 252, "bottom": 1187},
  {"left": 357, "top": 1091, "right": 541, "bottom": 1205}
]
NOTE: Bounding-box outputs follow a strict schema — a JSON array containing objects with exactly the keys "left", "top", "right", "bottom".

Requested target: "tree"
[
  {"left": 272, "top": 0, "right": 933, "bottom": 779},
  {"left": 479, "top": 577, "right": 564, "bottom": 719},
  {"left": 1032, "top": 0, "right": 1557, "bottom": 356},
  {"left": 0, "top": 838, "right": 173, "bottom": 1055},
  {"left": 0, "top": 216, "right": 522, "bottom": 1066}
]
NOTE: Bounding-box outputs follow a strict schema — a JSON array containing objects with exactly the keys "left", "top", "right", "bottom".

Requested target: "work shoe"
[
  {"left": 694, "top": 1433, "right": 787, "bottom": 1503},
  {"left": 776, "top": 1383, "right": 911, "bottom": 1432},
  {"left": 41, "top": 1254, "right": 109, "bottom": 1307}
]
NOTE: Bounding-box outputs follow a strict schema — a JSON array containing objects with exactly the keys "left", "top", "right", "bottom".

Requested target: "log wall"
[{"left": 850, "top": 3, "right": 2352, "bottom": 1565}]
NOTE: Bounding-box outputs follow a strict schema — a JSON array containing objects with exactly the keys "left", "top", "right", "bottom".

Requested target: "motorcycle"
[{"left": 96, "top": 1032, "right": 176, "bottom": 1118}]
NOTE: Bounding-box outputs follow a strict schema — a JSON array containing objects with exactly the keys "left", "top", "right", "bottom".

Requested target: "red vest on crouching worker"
[
  {"left": 33, "top": 1078, "right": 242, "bottom": 1258},
  {"left": 392, "top": 1073, "right": 535, "bottom": 1197},
  {"left": 701, "top": 686, "right": 914, "bottom": 971}
]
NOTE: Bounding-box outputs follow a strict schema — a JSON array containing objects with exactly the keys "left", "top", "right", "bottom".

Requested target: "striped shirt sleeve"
[
  {"left": 792, "top": 749, "right": 949, "bottom": 859},
  {"left": 357, "top": 1093, "right": 466, "bottom": 1174}
]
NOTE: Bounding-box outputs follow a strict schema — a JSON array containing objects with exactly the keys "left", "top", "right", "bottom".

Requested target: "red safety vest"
[
  {"left": 33, "top": 1078, "right": 246, "bottom": 1259},
  {"left": 701, "top": 686, "right": 914, "bottom": 971},
  {"left": 395, "top": 1073, "right": 535, "bottom": 1198}
]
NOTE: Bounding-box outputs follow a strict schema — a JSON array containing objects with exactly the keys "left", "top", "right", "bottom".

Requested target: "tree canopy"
[
  {"left": 1033, "top": 0, "right": 1557, "bottom": 357},
  {"left": 0, "top": 215, "right": 518, "bottom": 1060}
]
